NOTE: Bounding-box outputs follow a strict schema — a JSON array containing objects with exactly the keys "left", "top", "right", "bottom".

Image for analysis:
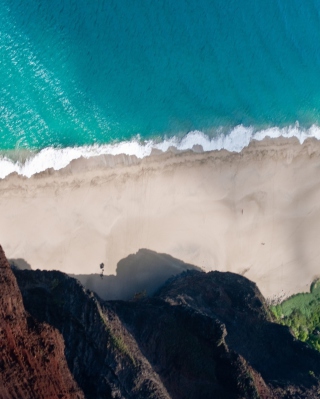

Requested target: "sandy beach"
[{"left": 1, "top": 136, "right": 320, "bottom": 299}]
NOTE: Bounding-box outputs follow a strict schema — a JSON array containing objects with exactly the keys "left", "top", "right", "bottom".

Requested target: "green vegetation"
[
  {"left": 270, "top": 279, "right": 320, "bottom": 351},
  {"left": 97, "top": 303, "right": 136, "bottom": 365}
]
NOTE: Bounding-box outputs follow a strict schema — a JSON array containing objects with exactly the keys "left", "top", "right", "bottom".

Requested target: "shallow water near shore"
[{"left": 2, "top": 0, "right": 320, "bottom": 177}]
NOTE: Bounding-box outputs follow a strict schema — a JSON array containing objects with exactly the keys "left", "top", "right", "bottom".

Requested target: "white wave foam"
[{"left": 1, "top": 124, "right": 320, "bottom": 179}]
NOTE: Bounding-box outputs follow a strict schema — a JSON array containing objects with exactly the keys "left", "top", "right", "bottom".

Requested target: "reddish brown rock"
[{"left": 0, "top": 246, "right": 84, "bottom": 399}]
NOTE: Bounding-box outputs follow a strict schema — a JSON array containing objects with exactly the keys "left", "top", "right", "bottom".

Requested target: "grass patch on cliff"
[
  {"left": 270, "top": 279, "right": 320, "bottom": 351},
  {"left": 97, "top": 303, "right": 136, "bottom": 365}
]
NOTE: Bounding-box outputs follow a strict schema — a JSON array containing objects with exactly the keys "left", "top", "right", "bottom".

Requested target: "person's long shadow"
[{"left": 70, "top": 248, "right": 202, "bottom": 300}]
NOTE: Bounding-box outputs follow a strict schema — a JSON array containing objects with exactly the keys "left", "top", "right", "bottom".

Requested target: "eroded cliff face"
[
  {"left": 111, "top": 271, "right": 320, "bottom": 399},
  {"left": 0, "top": 246, "right": 84, "bottom": 399},
  {"left": 154, "top": 271, "right": 320, "bottom": 397},
  {"left": 12, "top": 268, "right": 171, "bottom": 399},
  {"left": 12, "top": 250, "right": 320, "bottom": 399}
]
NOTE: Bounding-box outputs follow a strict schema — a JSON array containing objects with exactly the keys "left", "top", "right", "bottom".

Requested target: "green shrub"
[{"left": 269, "top": 279, "right": 320, "bottom": 352}]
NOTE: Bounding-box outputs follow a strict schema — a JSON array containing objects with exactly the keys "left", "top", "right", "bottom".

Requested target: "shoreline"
[
  {"left": 2, "top": 123, "right": 320, "bottom": 179},
  {"left": 1, "top": 136, "right": 320, "bottom": 298}
]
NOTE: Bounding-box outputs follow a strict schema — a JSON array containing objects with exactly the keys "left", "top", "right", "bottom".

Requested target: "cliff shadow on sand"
[
  {"left": 9, "top": 258, "right": 32, "bottom": 270},
  {"left": 69, "top": 248, "right": 202, "bottom": 300}
]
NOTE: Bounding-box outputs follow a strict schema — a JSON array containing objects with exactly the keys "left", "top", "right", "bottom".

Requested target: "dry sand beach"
[{"left": 1, "top": 136, "right": 320, "bottom": 299}]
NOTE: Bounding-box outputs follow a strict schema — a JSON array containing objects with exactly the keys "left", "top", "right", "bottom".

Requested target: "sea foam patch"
[{"left": 1, "top": 124, "right": 320, "bottom": 179}]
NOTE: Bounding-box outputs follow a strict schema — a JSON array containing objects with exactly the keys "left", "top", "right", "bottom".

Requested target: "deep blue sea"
[{"left": 1, "top": 0, "right": 320, "bottom": 176}]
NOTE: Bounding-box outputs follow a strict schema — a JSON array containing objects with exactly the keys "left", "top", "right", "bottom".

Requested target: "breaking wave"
[{"left": 1, "top": 124, "right": 319, "bottom": 179}]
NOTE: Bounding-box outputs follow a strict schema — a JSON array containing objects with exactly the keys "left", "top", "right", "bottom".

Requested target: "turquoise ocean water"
[{"left": 1, "top": 0, "right": 320, "bottom": 176}]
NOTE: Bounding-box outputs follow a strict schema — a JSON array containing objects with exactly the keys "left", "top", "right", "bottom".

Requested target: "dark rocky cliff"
[
  {"left": 0, "top": 245, "right": 84, "bottom": 399},
  {"left": 11, "top": 250, "right": 320, "bottom": 399},
  {"left": 11, "top": 268, "right": 171, "bottom": 399}
]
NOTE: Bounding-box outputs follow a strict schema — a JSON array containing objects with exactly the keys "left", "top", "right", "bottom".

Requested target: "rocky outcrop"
[
  {"left": 13, "top": 268, "right": 171, "bottom": 399},
  {"left": 11, "top": 250, "right": 320, "bottom": 398},
  {"left": 0, "top": 246, "right": 84, "bottom": 399},
  {"left": 111, "top": 270, "right": 320, "bottom": 398},
  {"left": 154, "top": 271, "right": 320, "bottom": 397}
]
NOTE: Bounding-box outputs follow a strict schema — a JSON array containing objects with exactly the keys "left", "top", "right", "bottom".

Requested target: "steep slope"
[
  {"left": 0, "top": 246, "right": 84, "bottom": 399},
  {"left": 155, "top": 271, "right": 320, "bottom": 397},
  {"left": 12, "top": 251, "right": 320, "bottom": 398},
  {"left": 13, "top": 268, "right": 171, "bottom": 399}
]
